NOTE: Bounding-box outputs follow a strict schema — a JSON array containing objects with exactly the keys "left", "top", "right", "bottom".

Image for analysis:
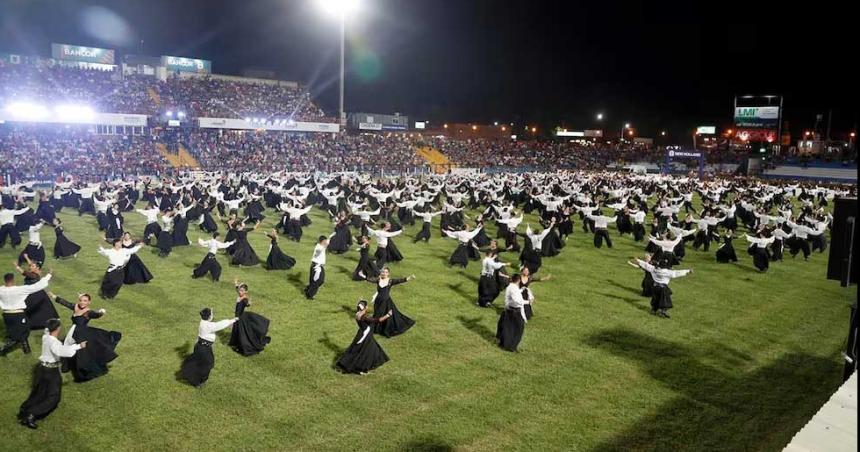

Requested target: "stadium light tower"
[{"left": 317, "top": 0, "right": 360, "bottom": 128}]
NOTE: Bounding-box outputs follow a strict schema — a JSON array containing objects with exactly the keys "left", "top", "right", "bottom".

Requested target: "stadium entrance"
[{"left": 664, "top": 149, "right": 705, "bottom": 178}]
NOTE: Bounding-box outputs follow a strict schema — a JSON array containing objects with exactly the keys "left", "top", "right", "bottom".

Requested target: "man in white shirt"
[
  {"left": 179, "top": 308, "right": 237, "bottom": 388},
  {"left": 496, "top": 274, "right": 531, "bottom": 352},
  {"left": 97, "top": 239, "right": 143, "bottom": 299},
  {"left": 304, "top": 235, "right": 330, "bottom": 300},
  {"left": 0, "top": 205, "right": 30, "bottom": 248},
  {"left": 192, "top": 233, "right": 235, "bottom": 282},
  {"left": 1, "top": 271, "right": 53, "bottom": 355},
  {"left": 18, "top": 317, "right": 86, "bottom": 429},
  {"left": 586, "top": 210, "right": 618, "bottom": 249}
]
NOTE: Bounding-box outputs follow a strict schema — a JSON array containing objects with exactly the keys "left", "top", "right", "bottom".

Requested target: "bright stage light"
[
  {"left": 166, "top": 110, "right": 174, "bottom": 118},
  {"left": 177, "top": 111, "right": 186, "bottom": 119},
  {"left": 317, "top": 0, "right": 360, "bottom": 17},
  {"left": 5, "top": 102, "right": 50, "bottom": 120},
  {"left": 245, "top": 117, "right": 252, "bottom": 122},
  {"left": 54, "top": 105, "right": 95, "bottom": 121}
]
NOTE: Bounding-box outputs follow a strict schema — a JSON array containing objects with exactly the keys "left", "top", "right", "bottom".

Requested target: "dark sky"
[{"left": 1, "top": 0, "right": 857, "bottom": 140}]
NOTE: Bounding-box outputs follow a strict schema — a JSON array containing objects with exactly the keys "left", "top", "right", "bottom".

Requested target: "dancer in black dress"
[
  {"left": 19, "top": 221, "right": 46, "bottom": 267},
  {"left": 367, "top": 223, "right": 403, "bottom": 268},
  {"left": 179, "top": 308, "right": 237, "bottom": 388},
  {"left": 18, "top": 318, "right": 86, "bottom": 429},
  {"left": 630, "top": 257, "right": 692, "bottom": 318},
  {"left": 745, "top": 233, "right": 775, "bottom": 272},
  {"left": 156, "top": 210, "right": 175, "bottom": 257},
  {"left": 229, "top": 222, "right": 260, "bottom": 267},
  {"left": 715, "top": 231, "right": 738, "bottom": 263},
  {"left": 50, "top": 292, "right": 121, "bottom": 382},
  {"left": 264, "top": 230, "right": 296, "bottom": 270},
  {"left": 97, "top": 239, "right": 143, "bottom": 299},
  {"left": 110, "top": 233, "right": 154, "bottom": 285},
  {"left": 327, "top": 213, "right": 353, "bottom": 254},
  {"left": 51, "top": 218, "right": 80, "bottom": 259},
  {"left": 336, "top": 299, "right": 392, "bottom": 374},
  {"left": 305, "top": 235, "right": 331, "bottom": 300},
  {"left": 228, "top": 281, "right": 271, "bottom": 356},
  {"left": 443, "top": 224, "right": 483, "bottom": 268},
  {"left": 627, "top": 253, "right": 655, "bottom": 297},
  {"left": 364, "top": 268, "right": 416, "bottom": 338},
  {"left": 496, "top": 274, "right": 531, "bottom": 352},
  {"left": 14, "top": 256, "right": 59, "bottom": 330},
  {"left": 477, "top": 249, "right": 511, "bottom": 307},
  {"left": 352, "top": 235, "right": 380, "bottom": 281}
]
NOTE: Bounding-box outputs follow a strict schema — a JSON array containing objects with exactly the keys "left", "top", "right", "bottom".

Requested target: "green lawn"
[{"left": 0, "top": 199, "right": 853, "bottom": 452}]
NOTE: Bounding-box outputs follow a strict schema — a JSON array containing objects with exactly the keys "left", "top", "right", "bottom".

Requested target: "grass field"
[{"left": 0, "top": 198, "right": 854, "bottom": 452}]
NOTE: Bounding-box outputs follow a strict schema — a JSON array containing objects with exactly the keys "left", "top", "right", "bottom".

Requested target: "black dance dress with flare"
[
  {"left": 374, "top": 239, "right": 404, "bottom": 265},
  {"left": 715, "top": 236, "right": 738, "bottom": 263},
  {"left": 369, "top": 278, "right": 414, "bottom": 338},
  {"left": 23, "top": 274, "right": 59, "bottom": 330},
  {"left": 336, "top": 316, "right": 390, "bottom": 374},
  {"left": 327, "top": 220, "right": 352, "bottom": 254},
  {"left": 265, "top": 238, "right": 296, "bottom": 270},
  {"left": 230, "top": 230, "right": 260, "bottom": 266},
  {"left": 228, "top": 298, "right": 271, "bottom": 356},
  {"left": 478, "top": 272, "right": 501, "bottom": 307},
  {"left": 123, "top": 243, "right": 154, "bottom": 284},
  {"left": 352, "top": 244, "right": 380, "bottom": 281},
  {"left": 180, "top": 339, "right": 215, "bottom": 387},
  {"left": 55, "top": 298, "right": 121, "bottom": 382},
  {"left": 53, "top": 225, "right": 81, "bottom": 259},
  {"left": 496, "top": 305, "right": 526, "bottom": 352},
  {"left": 172, "top": 215, "right": 191, "bottom": 247}
]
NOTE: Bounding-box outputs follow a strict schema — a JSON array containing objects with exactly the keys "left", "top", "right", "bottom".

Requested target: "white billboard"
[
  {"left": 696, "top": 126, "right": 716, "bottom": 135},
  {"left": 198, "top": 117, "right": 340, "bottom": 133}
]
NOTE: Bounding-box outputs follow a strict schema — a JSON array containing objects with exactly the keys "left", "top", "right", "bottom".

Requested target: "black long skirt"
[
  {"left": 336, "top": 323, "right": 389, "bottom": 374},
  {"left": 200, "top": 213, "right": 218, "bottom": 233},
  {"left": 352, "top": 252, "right": 379, "bottom": 281},
  {"left": 25, "top": 291, "right": 59, "bottom": 330},
  {"left": 327, "top": 225, "right": 352, "bottom": 254},
  {"left": 172, "top": 217, "right": 191, "bottom": 247},
  {"left": 229, "top": 312, "right": 271, "bottom": 356},
  {"left": 180, "top": 340, "right": 215, "bottom": 387},
  {"left": 192, "top": 254, "right": 223, "bottom": 281},
  {"left": 641, "top": 272, "right": 654, "bottom": 297},
  {"left": 266, "top": 244, "right": 296, "bottom": 270},
  {"left": 18, "top": 365, "right": 62, "bottom": 420},
  {"left": 100, "top": 269, "right": 125, "bottom": 299},
  {"left": 477, "top": 275, "right": 500, "bottom": 307},
  {"left": 231, "top": 241, "right": 260, "bottom": 266},
  {"left": 752, "top": 248, "right": 770, "bottom": 271},
  {"left": 496, "top": 308, "right": 525, "bottom": 352},
  {"left": 68, "top": 326, "right": 121, "bottom": 382},
  {"left": 519, "top": 248, "right": 542, "bottom": 274},
  {"left": 375, "top": 240, "right": 404, "bottom": 264},
  {"left": 716, "top": 243, "right": 738, "bottom": 263},
  {"left": 156, "top": 231, "right": 174, "bottom": 256},
  {"left": 53, "top": 230, "right": 80, "bottom": 258},
  {"left": 143, "top": 222, "right": 162, "bottom": 245},
  {"left": 449, "top": 244, "right": 470, "bottom": 267},
  {"left": 651, "top": 284, "right": 673, "bottom": 310},
  {"left": 124, "top": 254, "right": 153, "bottom": 284},
  {"left": 19, "top": 243, "right": 45, "bottom": 266},
  {"left": 373, "top": 296, "right": 414, "bottom": 338}
]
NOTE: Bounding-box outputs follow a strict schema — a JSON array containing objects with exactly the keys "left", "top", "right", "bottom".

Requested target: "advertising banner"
[
  {"left": 734, "top": 106, "right": 779, "bottom": 129},
  {"left": 359, "top": 122, "right": 383, "bottom": 131},
  {"left": 584, "top": 129, "right": 603, "bottom": 138},
  {"left": 734, "top": 129, "right": 778, "bottom": 143},
  {"left": 198, "top": 117, "right": 340, "bottom": 133},
  {"left": 0, "top": 111, "right": 146, "bottom": 126},
  {"left": 51, "top": 43, "right": 115, "bottom": 64},
  {"left": 696, "top": 126, "right": 716, "bottom": 135},
  {"left": 161, "top": 55, "right": 212, "bottom": 74}
]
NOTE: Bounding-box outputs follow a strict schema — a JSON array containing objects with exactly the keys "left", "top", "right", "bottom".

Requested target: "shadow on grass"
[
  {"left": 286, "top": 272, "right": 305, "bottom": 291},
  {"left": 446, "top": 282, "right": 472, "bottom": 303},
  {"left": 604, "top": 278, "right": 643, "bottom": 296},
  {"left": 456, "top": 315, "right": 496, "bottom": 344},
  {"left": 173, "top": 341, "right": 191, "bottom": 383},
  {"left": 318, "top": 332, "right": 345, "bottom": 366},
  {"left": 584, "top": 328, "right": 843, "bottom": 451},
  {"left": 397, "top": 437, "right": 453, "bottom": 452},
  {"left": 332, "top": 264, "right": 353, "bottom": 277},
  {"left": 595, "top": 291, "right": 652, "bottom": 314}
]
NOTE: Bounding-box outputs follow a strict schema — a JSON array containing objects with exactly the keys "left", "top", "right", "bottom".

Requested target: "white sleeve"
[{"left": 50, "top": 337, "right": 81, "bottom": 358}]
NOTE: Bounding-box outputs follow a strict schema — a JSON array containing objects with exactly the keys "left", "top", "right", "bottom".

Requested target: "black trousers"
[
  {"left": 3, "top": 312, "right": 30, "bottom": 344},
  {"left": 192, "top": 254, "right": 222, "bottom": 281},
  {"left": 304, "top": 264, "right": 325, "bottom": 299},
  {"left": 0, "top": 223, "right": 22, "bottom": 248},
  {"left": 594, "top": 229, "right": 612, "bottom": 248},
  {"left": 413, "top": 223, "right": 431, "bottom": 243}
]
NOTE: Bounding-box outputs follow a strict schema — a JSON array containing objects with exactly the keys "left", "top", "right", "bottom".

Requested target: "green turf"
[{"left": 0, "top": 199, "right": 853, "bottom": 452}]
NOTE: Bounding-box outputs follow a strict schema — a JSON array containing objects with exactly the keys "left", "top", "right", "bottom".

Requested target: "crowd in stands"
[
  {"left": 0, "top": 63, "right": 155, "bottom": 115},
  {"left": 0, "top": 125, "right": 167, "bottom": 180},
  {"left": 155, "top": 76, "right": 330, "bottom": 122},
  {"left": 0, "top": 61, "right": 331, "bottom": 122},
  {"left": 181, "top": 130, "right": 423, "bottom": 172}
]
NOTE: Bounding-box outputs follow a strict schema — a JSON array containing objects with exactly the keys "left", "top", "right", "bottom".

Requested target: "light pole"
[
  {"left": 621, "top": 123, "right": 630, "bottom": 143},
  {"left": 318, "top": 0, "right": 359, "bottom": 128}
]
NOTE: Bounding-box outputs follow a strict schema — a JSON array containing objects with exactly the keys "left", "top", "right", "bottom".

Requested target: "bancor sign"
[{"left": 51, "top": 43, "right": 115, "bottom": 64}]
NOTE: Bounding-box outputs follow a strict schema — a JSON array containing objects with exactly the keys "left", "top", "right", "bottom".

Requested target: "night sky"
[{"left": 1, "top": 0, "right": 857, "bottom": 140}]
